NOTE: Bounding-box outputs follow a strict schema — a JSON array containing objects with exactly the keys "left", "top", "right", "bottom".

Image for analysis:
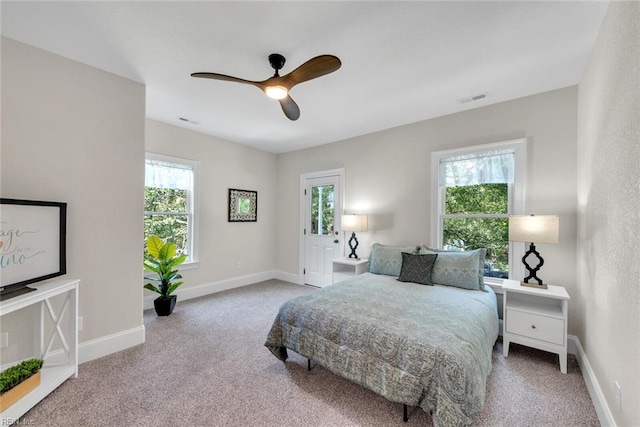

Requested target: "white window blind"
[
  {"left": 145, "top": 159, "right": 193, "bottom": 190},
  {"left": 439, "top": 150, "right": 515, "bottom": 187}
]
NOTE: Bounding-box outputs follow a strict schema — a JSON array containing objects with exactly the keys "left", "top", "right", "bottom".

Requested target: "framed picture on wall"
[{"left": 228, "top": 189, "right": 257, "bottom": 222}]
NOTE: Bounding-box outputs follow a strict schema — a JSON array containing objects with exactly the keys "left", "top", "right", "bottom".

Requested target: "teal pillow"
[
  {"left": 397, "top": 252, "right": 438, "bottom": 286},
  {"left": 368, "top": 243, "right": 421, "bottom": 277},
  {"left": 420, "top": 246, "right": 486, "bottom": 291}
]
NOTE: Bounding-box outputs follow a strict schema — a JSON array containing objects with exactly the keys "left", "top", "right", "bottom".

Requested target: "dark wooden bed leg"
[
  {"left": 307, "top": 358, "right": 312, "bottom": 371},
  {"left": 403, "top": 404, "right": 408, "bottom": 422}
]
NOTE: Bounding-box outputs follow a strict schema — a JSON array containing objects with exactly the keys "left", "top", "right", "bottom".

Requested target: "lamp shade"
[
  {"left": 509, "top": 215, "right": 559, "bottom": 244},
  {"left": 341, "top": 215, "right": 368, "bottom": 232}
]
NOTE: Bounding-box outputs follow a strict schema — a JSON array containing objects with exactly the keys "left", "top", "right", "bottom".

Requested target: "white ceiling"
[{"left": 1, "top": 1, "right": 609, "bottom": 153}]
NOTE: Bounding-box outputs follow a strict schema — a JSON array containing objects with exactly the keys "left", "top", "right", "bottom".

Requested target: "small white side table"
[
  {"left": 332, "top": 258, "right": 368, "bottom": 284},
  {"left": 502, "top": 279, "right": 570, "bottom": 373},
  {"left": 0, "top": 278, "right": 79, "bottom": 421}
]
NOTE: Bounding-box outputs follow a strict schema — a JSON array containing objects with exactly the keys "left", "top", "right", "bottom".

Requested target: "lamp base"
[
  {"left": 520, "top": 281, "right": 548, "bottom": 290},
  {"left": 522, "top": 243, "right": 549, "bottom": 288},
  {"left": 348, "top": 232, "right": 359, "bottom": 259}
]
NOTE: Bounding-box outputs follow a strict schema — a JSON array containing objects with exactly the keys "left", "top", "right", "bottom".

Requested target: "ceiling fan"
[{"left": 191, "top": 53, "right": 341, "bottom": 121}]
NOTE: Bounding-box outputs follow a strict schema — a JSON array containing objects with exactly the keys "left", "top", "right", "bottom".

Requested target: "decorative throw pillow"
[
  {"left": 368, "top": 243, "right": 421, "bottom": 277},
  {"left": 420, "top": 246, "right": 487, "bottom": 291},
  {"left": 397, "top": 252, "right": 438, "bottom": 286}
]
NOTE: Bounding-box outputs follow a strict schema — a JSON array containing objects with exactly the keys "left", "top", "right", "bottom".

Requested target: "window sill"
[
  {"left": 180, "top": 261, "right": 199, "bottom": 270},
  {"left": 484, "top": 277, "right": 505, "bottom": 294}
]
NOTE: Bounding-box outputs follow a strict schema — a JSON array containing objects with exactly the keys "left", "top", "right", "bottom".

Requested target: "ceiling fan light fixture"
[
  {"left": 265, "top": 85, "right": 288, "bottom": 100},
  {"left": 191, "top": 54, "right": 341, "bottom": 120}
]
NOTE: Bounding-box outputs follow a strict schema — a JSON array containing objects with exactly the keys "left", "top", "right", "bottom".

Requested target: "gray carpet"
[{"left": 20, "top": 280, "right": 599, "bottom": 426}]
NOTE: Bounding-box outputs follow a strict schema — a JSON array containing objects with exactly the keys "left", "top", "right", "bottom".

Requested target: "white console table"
[{"left": 0, "top": 278, "right": 79, "bottom": 421}]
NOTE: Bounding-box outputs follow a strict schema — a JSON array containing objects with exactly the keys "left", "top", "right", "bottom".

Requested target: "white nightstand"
[
  {"left": 502, "top": 279, "right": 571, "bottom": 373},
  {"left": 332, "top": 258, "right": 369, "bottom": 284}
]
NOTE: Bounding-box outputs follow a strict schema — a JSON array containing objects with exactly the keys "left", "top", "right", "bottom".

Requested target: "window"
[
  {"left": 144, "top": 153, "right": 198, "bottom": 263},
  {"left": 311, "top": 184, "right": 335, "bottom": 235},
  {"left": 431, "top": 139, "right": 526, "bottom": 281}
]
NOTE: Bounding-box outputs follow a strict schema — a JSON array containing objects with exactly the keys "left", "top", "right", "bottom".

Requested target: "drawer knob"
[{"left": 531, "top": 325, "right": 536, "bottom": 329}]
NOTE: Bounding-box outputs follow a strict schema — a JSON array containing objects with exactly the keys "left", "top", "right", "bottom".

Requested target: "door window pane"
[{"left": 311, "top": 184, "right": 335, "bottom": 235}]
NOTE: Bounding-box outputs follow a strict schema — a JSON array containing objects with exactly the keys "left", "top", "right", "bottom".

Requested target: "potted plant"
[
  {"left": 143, "top": 235, "right": 187, "bottom": 316},
  {"left": 0, "top": 358, "right": 43, "bottom": 410}
]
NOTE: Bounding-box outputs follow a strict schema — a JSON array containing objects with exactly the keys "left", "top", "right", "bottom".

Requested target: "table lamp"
[
  {"left": 509, "top": 214, "right": 559, "bottom": 289},
  {"left": 341, "top": 214, "right": 368, "bottom": 259}
]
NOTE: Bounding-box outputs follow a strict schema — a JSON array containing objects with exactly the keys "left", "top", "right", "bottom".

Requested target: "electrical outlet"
[
  {"left": 0, "top": 333, "right": 8, "bottom": 348},
  {"left": 236, "top": 261, "right": 242, "bottom": 269},
  {"left": 78, "top": 316, "right": 83, "bottom": 332},
  {"left": 615, "top": 381, "right": 621, "bottom": 411}
]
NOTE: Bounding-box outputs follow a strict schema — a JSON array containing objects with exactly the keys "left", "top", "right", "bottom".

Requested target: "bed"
[{"left": 264, "top": 245, "right": 499, "bottom": 426}]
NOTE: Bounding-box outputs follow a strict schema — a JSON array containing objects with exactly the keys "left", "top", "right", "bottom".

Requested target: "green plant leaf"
[
  {"left": 143, "top": 235, "right": 187, "bottom": 299},
  {"left": 158, "top": 242, "right": 175, "bottom": 262},
  {"left": 168, "top": 254, "right": 187, "bottom": 268},
  {"left": 168, "top": 273, "right": 182, "bottom": 282},
  {"left": 146, "top": 235, "right": 163, "bottom": 259},
  {"left": 0, "top": 358, "right": 43, "bottom": 394},
  {"left": 165, "top": 243, "right": 176, "bottom": 260},
  {"left": 166, "top": 282, "right": 183, "bottom": 296},
  {"left": 143, "top": 283, "right": 161, "bottom": 294},
  {"left": 143, "top": 261, "right": 161, "bottom": 274}
]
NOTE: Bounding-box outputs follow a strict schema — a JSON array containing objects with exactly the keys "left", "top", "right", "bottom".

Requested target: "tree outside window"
[
  {"left": 443, "top": 183, "right": 509, "bottom": 276},
  {"left": 144, "top": 155, "right": 196, "bottom": 261},
  {"left": 432, "top": 141, "right": 526, "bottom": 280}
]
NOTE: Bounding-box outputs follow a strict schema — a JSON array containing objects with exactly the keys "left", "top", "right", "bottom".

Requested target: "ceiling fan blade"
[
  {"left": 279, "top": 96, "right": 300, "bottom": 121},
  {"left": 281, "top": 55, "right": 341, "bottom": 88},
  {"left": 191, "top": 72, "right": 264, "bottom": 89}
]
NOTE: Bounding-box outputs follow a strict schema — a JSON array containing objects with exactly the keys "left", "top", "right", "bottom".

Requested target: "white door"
[{"left": 303, "top": 174, "right": 342, "bottom": 287}]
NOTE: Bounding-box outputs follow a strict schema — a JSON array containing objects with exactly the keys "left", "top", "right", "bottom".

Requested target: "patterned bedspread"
[{"left": 264, "top": 273, "right": 499, "bottom": 426}]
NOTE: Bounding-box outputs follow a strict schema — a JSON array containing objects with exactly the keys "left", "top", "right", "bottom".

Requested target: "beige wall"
[
  {"left": 145, "top": 119, "right": 277, "bottom": 290},
  {"left": 276, "top": 86, "right": 579, "bottom": 331},
  {"left": 577, "top": 2, "right": 640, "bottom": 426},
  {"left": 1, "top": 38, "right": 145, "bottom": 361}
]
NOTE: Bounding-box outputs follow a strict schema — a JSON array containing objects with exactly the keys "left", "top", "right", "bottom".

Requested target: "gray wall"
[
  {"left": 1, "top": 38, "right": 145, "bottom": 362},
  {"left": 145, "top": 119, "right": 278, "bottom": 290},
  {"left": 276, "top": 86, "right": 579, "bottom": 332},
  {"left": 577, "top": 2, "right": 640, "bottom": 425}
]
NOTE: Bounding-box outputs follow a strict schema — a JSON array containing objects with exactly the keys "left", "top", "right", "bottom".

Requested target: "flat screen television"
[{"left": 0, "top": 198, "right": 67, "bottom": 301}]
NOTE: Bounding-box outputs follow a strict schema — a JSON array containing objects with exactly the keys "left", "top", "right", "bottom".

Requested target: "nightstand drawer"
[{"left": 506, "top": 309, "right": 564, "bottom": 345}]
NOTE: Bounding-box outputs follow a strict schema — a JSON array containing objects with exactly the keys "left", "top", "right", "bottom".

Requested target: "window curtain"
[
  {"left": 145, "top": 159, "right": 192, "bottom": 190},
  {"left": 439, "top": 150, "right": 515, "bottom": 187}
]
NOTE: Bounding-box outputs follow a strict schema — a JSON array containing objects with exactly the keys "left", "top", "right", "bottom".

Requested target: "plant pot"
[
  {"left": 0, "top": 371, "right": 41, "bottom": 411},
  {"left": 153, "top": 295, "right": 177, "bottom": 316}
]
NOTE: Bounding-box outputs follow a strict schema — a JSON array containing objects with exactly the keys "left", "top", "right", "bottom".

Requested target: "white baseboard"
[
  {"left": 144, "top": 270, "right": 277, "bottom": 310},
  {"left": 274, "top": 270, "right": 300, "bottom": 285},
  {"left": 79, "top": 325, "right": 145, "bottom": 364},
  {"left": 569, "top": 335, "right": 616, "bottom": 427},
  {"left": 77, "top": 270, "right": 296, "bottom": 365},
  {"left": 37, "top": 324, "right": 145, "bottom": 367}
]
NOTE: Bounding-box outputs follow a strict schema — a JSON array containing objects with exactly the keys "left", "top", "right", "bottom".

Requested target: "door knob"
[{"left": 334, "top": 239, "right": 339, "bottom": 244}]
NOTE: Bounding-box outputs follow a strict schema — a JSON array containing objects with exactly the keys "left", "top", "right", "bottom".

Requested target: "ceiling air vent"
[
  {"left": 457, "top": 93, "right": 488, "bottom": 104},
  {"left": 177, "top": 116, "right": 200, "bottom": 125}
]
